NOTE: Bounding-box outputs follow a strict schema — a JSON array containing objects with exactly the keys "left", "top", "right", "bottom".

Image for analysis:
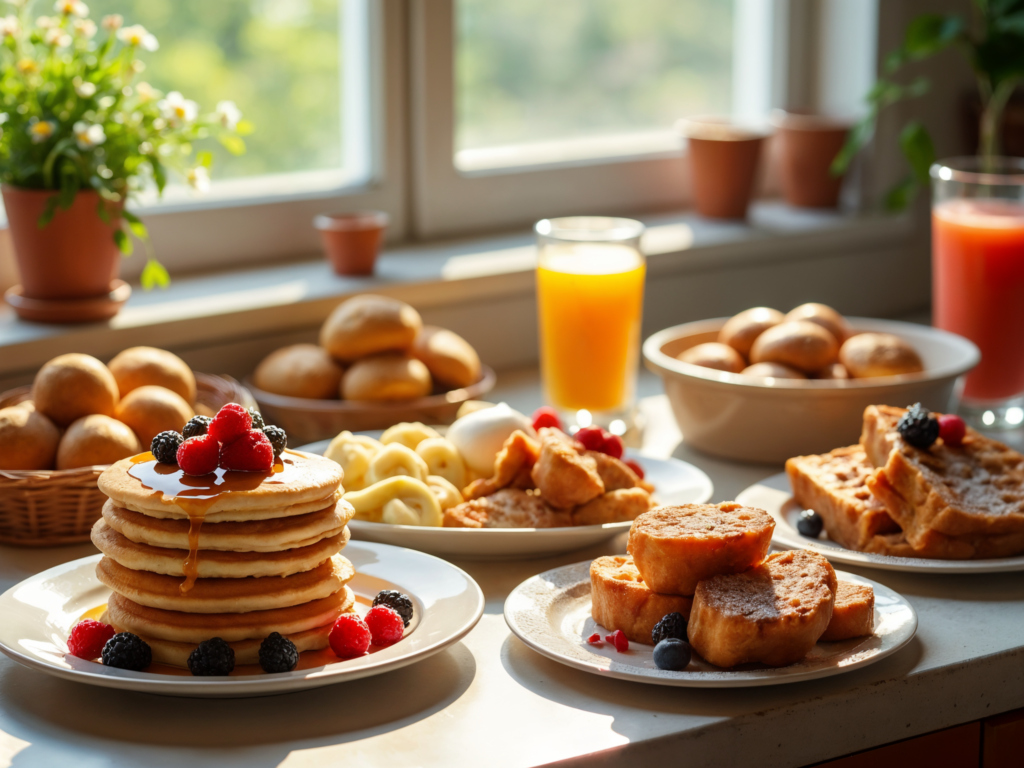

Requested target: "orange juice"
[{"left": 537, "top": 244, "right": 646, "bottom": 412}]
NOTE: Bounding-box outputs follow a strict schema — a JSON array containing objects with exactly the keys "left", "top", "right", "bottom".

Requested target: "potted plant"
[{"left": 0, "top": 0, "right": 250, "bottom": 322}]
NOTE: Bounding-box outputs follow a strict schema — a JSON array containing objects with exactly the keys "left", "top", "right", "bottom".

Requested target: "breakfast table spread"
[{"left": 1, "top": 380, "right": 1023, "bottom": 768}]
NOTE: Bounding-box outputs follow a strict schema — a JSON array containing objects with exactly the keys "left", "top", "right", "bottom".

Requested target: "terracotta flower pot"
[
  {"left": 314, "top": 211, "right": 389, "bottom": 276},
  {"left": 2, "top": 185, "right": 123, "bottom": 300},
  {"left": 771, "top": 111, "right": 852, "bottom": 208},
  {"left": 676, "top": 116, "right": 772, "bottom": 219}
]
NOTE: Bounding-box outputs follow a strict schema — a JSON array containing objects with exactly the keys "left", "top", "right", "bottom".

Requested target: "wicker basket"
[{"left": 0, "top": 373, "right": 255, "bottom": 547}]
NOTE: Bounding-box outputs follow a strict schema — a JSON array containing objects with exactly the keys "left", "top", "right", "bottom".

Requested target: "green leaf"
[
  {"left": 121, "top": 208, "right": 148, "bottom": 239},
  {"left": 899, "top": 121, "right": 937, "bottom": 185},
  {"left": 196, "top": 150, "right": 213, "bottom": 169},
  {"left": 218, "top": 134, "right": 246, "bottom": 156},
  {"left": 113, "top": 228, "right": 133, "bottom": 256},
  {"left": 41, "top": 136, "right": 77, "bottom": 189},
  {"left": 140, "top": 258, "right": 170, "bottom": 290},
  {"left": 96, "top": 197, "right": 111, "bottom": 224},
  {"left": 831, "top": 118, "right": 874, "bottom": 176},
  {"left": 58, "top": 165, "right": 79, "bottom": 210},
  {"left": 884, "top": 176, "right": 919, "bottom": 212},
  {"left": 37, "top": 194, "right": 60, "bottom": 228},
  {"left": 903, "top": 14, "right": 964, "bottom": 59}
]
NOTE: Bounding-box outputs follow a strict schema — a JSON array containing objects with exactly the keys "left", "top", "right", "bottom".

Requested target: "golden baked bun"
[
  {"left": 749, "top": 320, "right": 839, "bottom": 374},
  {"left": 341, "top": 354, "right": 432, "bottom": 401},
  {"left": 677, "top": 342, "right": 745, "bottom": 373},
  {"left": 785, "top": 303, "right": 850, "bottom": 343},
  {"left": 412, "top": 326, "right": 481, "bottom": 389},
  {"left": 813, "top": 362, "right": 849, "bottom": 380},
  {"left": 57, "top": 414, "right": 141, "bottom": 470},
  {"left": 820, "top": 581, "right": 874, "bottom": 641},
  {"left": 839, "top": 333, "right": 924, "bottom": 378},
  {"left": 254, "top": 344, "right": 344, "bottom": 400},
  {"left": 107, "top": 346, "right": 197, "bottom": 403},
  {"left": 718, "top": 307, "right": 784, "bottom": 358},
  {"left": 114, "top": 385, "right": 193, "bottom": 447},
  {"left": 590, "top": 555, "right": 693, "bottom": 645},
  {"left": 320, "top": 294, "right": 423, "bottom": 362},
  {"left": 0, "top": 405, "right": 60, "bottom": 470},
  {"left": 33, "top": 353, "right": 119, "bottom": 427},
  {"left": 741, "top": 362, "right": 806, "bottom": 379}
]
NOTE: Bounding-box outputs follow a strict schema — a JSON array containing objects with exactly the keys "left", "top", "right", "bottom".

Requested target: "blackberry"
[
  {"left": 183, "top": 415, "right": 212, "bottom": 440},
  {"left": 151, "top": 430, "right": 183, "bottom": 464},
  {"left": 897, "top": 403, "right": 940, "bottom": 450},
  {"left": 187, "top": 637, "right": 235, "bottom": 676},
  {"left": 259, "top": 632, "right": 299, "bottom": 673},
  {"left": 651, "top": 612, "right": 688, "bottom": 645},
  {"left": 101, "top": 632, "right": 152, "bottom": 671},
  {"left": 797, "top": 509, "right": 824, "bottom": 538},
  {"left": 248, "top": 407, "right": 265, "bottom": 431},
  {"left": 372, "top": 590, "right": 413, "bottom": 627},
  {"left": 263, "top": 425, "right": 287, "bottom": 459},
  {"left": 653, "top": 638, "right": 692, "bottom": 671}
]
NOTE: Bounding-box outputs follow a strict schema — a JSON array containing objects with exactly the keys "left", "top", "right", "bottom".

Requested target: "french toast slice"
[
  {"left": 443, "top": 488, "right": 572, "bottom": 528},
  {"left": 572, "top": 488, "right": 652, "bottom": 526},
  {"left": 590, "top": 555, "right": 693, "bottom": 645},
  {"left": 820, "top": 581, "right": 874, "bottom": 641}
]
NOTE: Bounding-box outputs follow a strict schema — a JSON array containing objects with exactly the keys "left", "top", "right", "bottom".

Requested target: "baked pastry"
[
  {"left": 688, "top": 550, "right": 837, "bottom": 667},
  {"left": 813, "top": 363, "right": 849, "bottom": 380},
  {"left": 108, "top": 347, "right": 196, "bottom": 403},
  {"left": 443, "top": 488, "right": 571, "bottom": 528},
  {"left": 719, "top": 307, "right": 784, "bottom": 359},
  {"left": 840, "top": 333, "right": 924, "bottom": 378},
  {"left": 820, "top": 581, "right": 874, "bottom": 641},
  {"left": 627, "top": 503, "right": 775, "bottom": 595},
  {"left": 114, "top": 385, "right": 194, "bottom": 447},
  {"left": 462, "top": 430, "right": 539, "bottom": 500},
  {"left": 784, "top": 303, "right": 850, "bottom": 343},
  {"left": 57, "top": 414, "right": 141, "bottom": 470},
  {"left": 341, "top": 354, "right": 432, "bottom": 401},
  {"left": 320, "top": 294, "right": 423, "bottom": 362},
  {"left": 586, "top": 450, "right": 642, "bottom": 492},
  {"left": 0, "top": 405, "right": 60, "bottom": 470},
  {"left": 741, "top": 362, "right": 806, "bottom": 379},
  {"left": 572, "top": 488, "right": 652, "bottom": 526},
  {"left": 412, "top": 326, "right": 481, "bottom": 389},
  {"left": 33, "top": 353, "right": 119, "bottom": 427},
  {"left": 590, "top": 555, "right": 693, "bottom": 645},
  {"left": 749, "top": 321, "right": 839, "bottom": 374},
  {"left": 677, "top": 342, "right": 745, "bottom": 373},
  {"left": 530, "top": 428, "right": 604, "bottom": 508},
  {"left": 254, "top": 344, "right": 344, "bottom": 400}
]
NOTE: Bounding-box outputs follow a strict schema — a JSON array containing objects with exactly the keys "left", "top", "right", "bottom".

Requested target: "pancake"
[
  {"left": 96, "top": 554, "right": 355, "bottom": 613},
  {"left": 91, "top": 519, "right": 349, "bottom": 579},
  {"left": 110, "top": 490, "right": 344, "bottom": 523},
  {"left": 101, "top": 499, "right": 355, "bottom": 552}
]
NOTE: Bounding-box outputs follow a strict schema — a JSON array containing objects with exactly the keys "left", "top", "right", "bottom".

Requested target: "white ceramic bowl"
[{"left": 643, "top": 317, "right": 979, "bottom": 464}]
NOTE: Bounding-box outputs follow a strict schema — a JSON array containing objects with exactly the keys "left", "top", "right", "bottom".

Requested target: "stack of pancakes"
[{"left": 91, "top": 450, "right": 355, "bottom": 667}]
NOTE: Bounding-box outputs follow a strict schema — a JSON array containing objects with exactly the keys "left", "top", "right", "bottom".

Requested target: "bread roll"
[
  {"left": 412, "top": 326, "right": 481, "bottom": 389},
  {"left": 320, "top": 294, "right": 422, "bottom": 362},
  {"left": 839, "top": 333, "right": 924, "bottom": 378},
  {"left": 718, "top": 307, "right": 784, "bottom": 358},
  {"left": 785, "top": 303, "right": 850, "bottom": 343},
  {"left": 114, "top": 385, "right": 193, "bottom": 447},
  {"left": 0, "top": 405, "right": 60, "bottom": 470},
  {"left": 814, "top": 362, "right": 850, "bottom": 380},
  {"left": 677, "top": 342, "right": 745, "bottom": 373},
  {"left": 749, "top": 320, "right": 839, "bottom": 373},
  {"left": 33, "top": 353, "right": 119, "bottom": 427},
  {"left": 254, "top": 344, "right": 344, "bottom": 400},
  {"left": 341, "top": 354, "right": 432, "bottom": 401},
  {"left": 741, "top": 362, "right": 806, "bottom": 379},
  {"left": 57, "top": 414, "right": 141, "bottom": 470},
  {"left": 108, "top": 347, "right": 197, "bottom": 403}
]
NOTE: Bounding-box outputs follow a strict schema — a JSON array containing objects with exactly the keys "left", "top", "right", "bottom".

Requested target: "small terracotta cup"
[
  {"left": 771, "top": 110, "right": 852, "bottom": 208},
  {"left": 314, "top": 211, "right": 389, "bottom": 276},
  {"left": 676, "top": 116, "right": 772, "bottom": 220}
]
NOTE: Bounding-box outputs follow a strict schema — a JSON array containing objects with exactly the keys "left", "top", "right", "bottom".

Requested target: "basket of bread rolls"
[
  {"left": 247, "top": 294, "right": 496, "bottom": 443},
  {"left": 643, "top": 303, "right": 979, "bottom": 463},
  {"left": 0, "top": 348, "right": 255, "bottom": 546}
]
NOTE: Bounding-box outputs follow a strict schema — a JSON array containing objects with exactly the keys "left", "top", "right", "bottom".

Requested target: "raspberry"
[
  {"left": 188, "top": 637, "right": 235, "bottom": 676},
  {"left": 208, "top": 403, "right": 252, "bottom": 444},
  {"left": 176, "top": 434, "right": 220, "bottom": 476},
  {"left": 532, "top": 406, "right": 562, "bottom": 432},
  {"left": 575, "top": 426, "right": 606, "bottom": 452},
  {"left": 329, "top": 614, "right": 371, "bottom": 658},
  {"left": 372, "top": 590, "right": 413, "bottom": 627},
  {"left": 183, "top": 415, "right": 211, "bottom": 439},
  {"left": 602, "top": 433, "right": 624, "bottom": 459},
  {"left": 102, "top": 632, "right": 152, "bottom": 671},
  {"left": 220, "top": 430, "right": 275, "bottom": 472},
  {"left": 605, "top": 629, "right": 629, "bottom": 652},
  {"left": 586, "top": 633, "right": 602, "bottom": 646},
  {"left": 939, "top": 414, "right": 966, "bottom": 447},
  {"left": 150, "top": 430, "right": 183, "bottom": 464},
  {"left": 624, "top": 459, "right": 645, "bottom": 479},
  {"left": 364, "top": 605, "right": 405, "bottom": 647},
  {"left": 67, "top": 619, "right": 115, "bottom": 660}
]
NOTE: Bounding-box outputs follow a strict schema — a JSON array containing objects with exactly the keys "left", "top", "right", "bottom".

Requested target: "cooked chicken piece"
[
  {"left": 462, "top": 430, "right": 540, "bottom": 500},
  {"left": 585, "top": 450, "right": 640, "bottom": 491},
  {"left": 443, "top": 488, "right": 572, "bottom": 528},
  {"left": 531, "top": 430, "right": 604, "bottom": 508},
  {"left": 572, "top": 487, "right": 652, "bottom": 526}
]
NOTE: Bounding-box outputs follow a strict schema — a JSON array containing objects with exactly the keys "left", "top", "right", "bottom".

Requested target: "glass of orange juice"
[{"left": 535, "top": 217, "right": 646, "bottom": 434}]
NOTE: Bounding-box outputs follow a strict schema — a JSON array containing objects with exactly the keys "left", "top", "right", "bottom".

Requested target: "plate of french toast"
[
  {"left": 737, "top": 403, "right": 1024, "bottom": 572},
  {"left": 505, "top": 503, "right": 917, "bottom": 687}
]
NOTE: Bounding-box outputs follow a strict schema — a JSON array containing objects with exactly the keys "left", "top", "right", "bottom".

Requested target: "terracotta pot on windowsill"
[
  {"left": 314, "top": 210, "right": 389, "bottom": 276},
  {"left": 770, "top": 110, "right": 853, "bottom": 209}
]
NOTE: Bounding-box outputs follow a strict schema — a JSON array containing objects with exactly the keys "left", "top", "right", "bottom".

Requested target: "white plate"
[
  {"left": 504, "top": 561, "right": 917, "bottom": 687},
  {"left": 0, "top": 541, "right": 484, "bottom": 698},
  {"left": 737, "top": 473, "right": 1024, "bottom": 574},
  {"left": 299, "top": 438, "right": 713, "bottom": 560}
]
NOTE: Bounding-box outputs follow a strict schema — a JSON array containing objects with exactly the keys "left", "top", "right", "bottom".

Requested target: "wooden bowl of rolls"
[
  {"left": 247, "top": 294, "right": 496, "bottom": 443},
  {"left": 643, "top": 303, "right": 980, "bottom": 463}
]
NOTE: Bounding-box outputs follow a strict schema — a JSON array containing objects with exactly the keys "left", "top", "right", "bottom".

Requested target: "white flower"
[
  {"left": 117, "top": 24, "right": 157, "bottom": 51},
  {"left": 54, "top": 0, "right": 88, "bottom": 17},
  {"left": 135, "top": 81, "right": 158, "bottom": 102},
  {"left": 74, "top": 80, "right": 96, "bottom": 98},
  {"left": 215, "top": 100, "right": 241, "bottom": 130},
  {"left": 101, "top": 13, "right": 121, "bottom": 31},
  {"left": 73, "top": 18, "right": 96, "bottom": 38},
  {"left": 187, "top": 165, "right": 210, "bottom": 192},
  {"left": 138, "top": 140, "right": 152, "bottom": 154},
  {"left": 35, "top": 16, "right": 57, "bottom": 29},
  {"left": 157, "top": 91, "right": 197, "bottom": 126},
  {"left": 72, "top": 120, "right": 105, "bottom": 149},
  {"left": 0, "top": 15, "right": 20, "bottom": 38},
  {"left": 43, "top": 28, "right": 71, "bottom": 47},
  {"left": 27, "top": 117, "right": 56, "bottom": 144}
]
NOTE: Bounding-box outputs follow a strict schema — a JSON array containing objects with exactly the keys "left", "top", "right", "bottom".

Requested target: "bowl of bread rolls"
[
  {"left": 0, "top": 348, "right": 254, "bottom": 546},
  {"left": 643, "top": 303, "right": 979, "bottom": 463},
  {"left": 247, "top": 294, "right": 496, "bottom": 443}
]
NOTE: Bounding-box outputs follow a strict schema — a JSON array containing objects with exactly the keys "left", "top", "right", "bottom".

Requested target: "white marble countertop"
[{"left": 1, "top": 383, "right": 1023, "bottom": 768}]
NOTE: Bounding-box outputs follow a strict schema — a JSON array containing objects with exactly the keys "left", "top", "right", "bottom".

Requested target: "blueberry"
[
  {"left": 653, "top": 638, "right": 691, "bottom": 671},
  {"left": 796, "top": 509, "right": 824, "bottom": 538}
]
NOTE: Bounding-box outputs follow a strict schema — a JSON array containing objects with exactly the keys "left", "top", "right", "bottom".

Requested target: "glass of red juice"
[{"left": 931, "top": 157, "right": 1024, "bottom": 429}]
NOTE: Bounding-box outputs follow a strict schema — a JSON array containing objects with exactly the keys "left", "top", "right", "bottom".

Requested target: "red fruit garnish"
[
  {"left": 938, "top": 414, "right": 966, "bottom": 447},
  {"left": 605, "top": 629, "right": 629, "bottom": 652},
  {"left": 575, "top": 426, "right": 606, "bottom": 452},
  {"left": 67, "top": 619, "right": 115, "bottom": 660},
  {"left": 208, "top": 403, "right": 252, "bottom": 444},
  {"left": 176, "top": 434, "right": 221, "bottom": 476},
  {"left": 586, "top": 633, "right": 603, "bottom": 646},
  {"left": 220, "top": 430, "right": 275, "bottom": 472},
  {"left": 602, "top": 433, "right": 624, "bottom": 459},
  {"left": 364, "top": 605, "right": 405, "bottom": 647},
  {"left": 532, "top": 406, "right": 562, "bottom": 432},
  {"left": 624, "top": 459, "right": 645, "bottom": 479},
  {"left": 329, "top": 614, "right": 372, "bottom": 658}
]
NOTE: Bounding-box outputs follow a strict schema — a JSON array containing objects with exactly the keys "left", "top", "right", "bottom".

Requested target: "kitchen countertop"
[{"left": 1, "top": 380, "right": 1023, "bottom": 768}]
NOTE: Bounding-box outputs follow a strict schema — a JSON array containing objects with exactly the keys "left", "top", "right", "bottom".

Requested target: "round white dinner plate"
[
  {"left": 737, "top": 472, "right": 1024, "bottom": 574},
  {"left": 504, "top": 561, "right": 917, "bottom": 687},
  {"left": 0, "top": 541, "right": 484, "bottom": 698},
  {"left": 299, "top": 438, "right": 713, "bottom": 560}
]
